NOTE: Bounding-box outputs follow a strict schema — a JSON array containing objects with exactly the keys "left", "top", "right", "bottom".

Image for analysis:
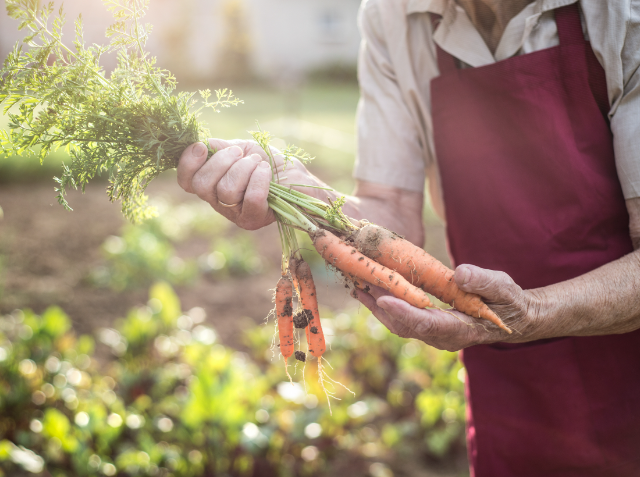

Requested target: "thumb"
[{"left": 454, "top": 264, "right": 521, "bottom": 304}]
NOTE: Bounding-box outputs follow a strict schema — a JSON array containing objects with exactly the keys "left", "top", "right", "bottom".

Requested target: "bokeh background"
[{"left": 0, "top": 1, "right": 466, "bottom": 476}]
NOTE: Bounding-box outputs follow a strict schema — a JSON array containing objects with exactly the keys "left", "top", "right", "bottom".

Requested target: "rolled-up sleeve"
[
  {"left": 609, "top": 1, "right": 640, "bottom": 199},
  {"left": 353, "top": 0, "right": 427, "bottom": 193}
]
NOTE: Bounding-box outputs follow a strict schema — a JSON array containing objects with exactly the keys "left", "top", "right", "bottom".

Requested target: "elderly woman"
[{"left": 177, "top": 1, "right": 640, "bottom": 475}]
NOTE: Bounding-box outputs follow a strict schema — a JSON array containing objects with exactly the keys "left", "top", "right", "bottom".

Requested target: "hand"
[
  {"left": 176, "top": 138, "right": 320, "bottom": 230},
  {"left": 354, "top": 264, "right": 543, "bottom": 351}
]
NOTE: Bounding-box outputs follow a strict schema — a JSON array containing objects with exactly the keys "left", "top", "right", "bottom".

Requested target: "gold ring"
[{"left": 218, "top": 200, "right": 241, "bottom": 208}]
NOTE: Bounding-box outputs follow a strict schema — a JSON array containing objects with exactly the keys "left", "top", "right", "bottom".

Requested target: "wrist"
[{"left": 520, "top": 286, "right": 567, "bottom": 341}]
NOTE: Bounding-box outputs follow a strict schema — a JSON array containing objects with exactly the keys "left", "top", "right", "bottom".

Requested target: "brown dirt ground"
[{"left": 0, "top": 177, "right": 449, "bottom": 348}]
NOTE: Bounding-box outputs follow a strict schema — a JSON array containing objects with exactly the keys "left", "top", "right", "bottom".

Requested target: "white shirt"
[{"left": 354, "top": 0, "right": 640, "bottom": 200}]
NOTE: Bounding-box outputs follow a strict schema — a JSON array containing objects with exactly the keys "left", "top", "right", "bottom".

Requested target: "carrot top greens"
[
  {"left": 0, "top": 0, "right": 241, "bottom": 222},
  {"left": 0, "top": 0, "right": 357, "bottom": 258}
]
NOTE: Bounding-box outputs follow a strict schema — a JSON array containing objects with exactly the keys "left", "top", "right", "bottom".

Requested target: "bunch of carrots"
[{"left": 264, "top": 155, "right": 511, "bottom": 403}]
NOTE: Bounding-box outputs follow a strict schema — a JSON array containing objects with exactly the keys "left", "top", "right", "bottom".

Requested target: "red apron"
[{"left": 430, "top": 4, "right": 640, "bottom": 476}]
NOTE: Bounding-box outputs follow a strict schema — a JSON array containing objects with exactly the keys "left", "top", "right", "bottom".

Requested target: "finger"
[
  {"left": 207, "top": 138, "right": 234, "bottom": 154},
  {"left": 377, "top": 296, "right": 443, "bottom": 338},
  {"left": 354, "top": 289, "right": 404, "bottom": 335},
  {"left": 454, "top": 264, "right": 521, "bottom": 304},
  {"left": 379, "top": 294, "right": 481, "bottom": 337},
  {"left": 216, "top": 153, "right": 263, "bottom": 205},
  {"left": 364, "top": 282, "right": 393, "bottom": 300},
  {"left": 236, "top": 161, "right": 273, "bottom": 230},
  {"left": 190, "top": 145, "right": 243, "bottom": 204},
  {"left": 210, "top": 138, "right": 275, "bottom": 162},
  {"left": 354, "top": 288, "right": 379, "bottom": 312},
  {"left": 209, "top": 138, "right": 259, "bottom": 157},
  {"left": 177, "top": 142, "right": 208, "bottom": 193}
]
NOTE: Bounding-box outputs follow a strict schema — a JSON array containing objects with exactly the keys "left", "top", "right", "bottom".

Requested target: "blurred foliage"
[
  {"left": 0, "top": 83, "right": 359, "bottom": 194},
  {"left": 0, "top": 252, "right": 4, "bottom": 303},
  {"left": 306, "top": 63, "right": 358, "bottom": 85},
  {"left": 90, "top": 199, "right": 265, "bottom": 290},
  {"left": 0, "top": 283, "right": 467, "bottom": 477},
  {"left": 201, "top": 235, "right": 264, "bottom": 278},
  {"left": 216, "top": 0, "right": 253, "bottom": 83}
]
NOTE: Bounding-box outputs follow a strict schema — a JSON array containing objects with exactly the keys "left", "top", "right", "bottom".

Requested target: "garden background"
[{"left": 0, "top": 1, "right": 469, "bottom": 475}]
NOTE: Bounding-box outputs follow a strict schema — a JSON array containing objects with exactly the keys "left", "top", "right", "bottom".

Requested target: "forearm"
[
  {"left": 531, "top": 249, "right": 640, "bottom": 339},
  {"left": 526, "top": 198, "right": 640, "bottom": 340}
]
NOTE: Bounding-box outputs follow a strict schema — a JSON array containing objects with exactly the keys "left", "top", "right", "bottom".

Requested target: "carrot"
[
  {"left": 312, "top": 229, "right": 436, "bottom": 310},
  {"left": 295, "top": 259, "right": 326, "bottom": 358},
  {"left": 276, "top": 275, "right": 294, "bottom": 360},
  {"left": 351, "top": 223, "right": 511, "bottom": 333},
  {"left": 288, "top": 256, "right": 312, "bottom": 349}
]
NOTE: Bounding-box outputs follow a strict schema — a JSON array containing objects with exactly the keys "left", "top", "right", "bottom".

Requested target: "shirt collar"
[
  {"left": 407, "top": 0, "right": 579, "bottom": 67},
  {"left": 407, "top": 0, "right": 578, "bottom": 16}
]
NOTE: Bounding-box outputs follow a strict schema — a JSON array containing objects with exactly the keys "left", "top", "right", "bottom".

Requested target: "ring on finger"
[{"left": 218, "top": 200, "right": 241, "bottom": 208}]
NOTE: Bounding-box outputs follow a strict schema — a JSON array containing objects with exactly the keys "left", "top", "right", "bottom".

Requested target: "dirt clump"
[
  {"left": 293, "top": 309, "right": 312, "bottom": 329},
  {"left": 282, "top": 296, "right": 293, "bottom": 317}
]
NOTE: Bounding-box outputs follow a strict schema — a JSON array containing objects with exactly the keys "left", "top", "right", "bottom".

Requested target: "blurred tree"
[
  {"left": 155, "top": 0, "right": 196, "bottom": 82},
  {"left": 216, "top": 0, "right": 253, "bottom": 83}
]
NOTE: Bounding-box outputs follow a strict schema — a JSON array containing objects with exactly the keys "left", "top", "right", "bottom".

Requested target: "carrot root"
[
  {"left": 312, "top": 229, "right": 435, "bottom": 310},
  {"left": 351, "top": 224, "right": 511, "bottom": 333}
]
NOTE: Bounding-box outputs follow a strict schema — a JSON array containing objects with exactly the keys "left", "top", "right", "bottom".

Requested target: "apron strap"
[
  {"left": 555, "top": 2, "right": 610, "bottom": 117},
  {"left": 555, "top": 3, "right": 586, "bottom": 46},
  {"left": 430, "top": 14, "right": 458, "bottom": 75}
]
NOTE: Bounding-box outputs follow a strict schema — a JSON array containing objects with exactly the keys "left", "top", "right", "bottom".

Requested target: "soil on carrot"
[
  {"left": 294, "top": 350, "right": 306, "bottom": 362},
  {"left": 281, "top": 296, "right": 293, "bottom": 317},
  {"left": 293, "top": 309, "right": 311, "bottom": 329}
]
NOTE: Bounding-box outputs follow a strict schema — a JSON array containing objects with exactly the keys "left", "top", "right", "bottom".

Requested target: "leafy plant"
[
  {"left": 0, "top": 285, "right": 468, "bottom": 477},
  {"left": 92, "top": 225, "right": 198, "bottom": 291},
  {"left": 202, "top": 235, "right": 263, "bottom": 278},
  {"left": 1, "top": 0, "right": 241, "bottom": 222}
]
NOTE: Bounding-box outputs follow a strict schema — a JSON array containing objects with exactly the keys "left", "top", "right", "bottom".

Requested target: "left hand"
[
  {"left": 354, "top": 264, "right": 543, "bottom": 351},
  {"left": 176, "top": 138, "right": 322, "bottom": 231}
]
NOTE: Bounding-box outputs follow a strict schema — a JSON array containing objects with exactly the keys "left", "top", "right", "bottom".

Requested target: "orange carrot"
[
  {"left": 289, "top": 255, "right": 301, "bottom": 297},
  {"left": 312, "top": 229, "right": 436, "bottom": 310},
  {"left": 288, "top": 257, "right": 311, "bottom": 347},
  {"left": 351, "top": 223, "right": 510, "bottom": 333},
  {"left": 295, "top": 259, "right": 326, "bottom": 358},
  {"left": 276, "top": 275, "right": 294, "bottom": 360}
]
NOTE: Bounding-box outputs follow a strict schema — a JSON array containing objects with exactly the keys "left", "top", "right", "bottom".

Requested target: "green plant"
[
  {"left": 1, "top": 0, "right": 242, "bottom": 222},
  {"left": 203, "top": 234, "right": 263, "bottom": 278},
  {"left": 92, "top": 225, "right": 198, "bottom": 291},
  {"left": 90, "top": 198, "right": 266, "bottom": 290},
  {"left": 0, "top": 285, "right": 468, "bottom": 477}
]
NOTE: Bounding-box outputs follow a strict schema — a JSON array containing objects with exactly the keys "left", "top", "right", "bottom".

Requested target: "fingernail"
[
  {"left": 252, "top": 154, "right": 262, "bottom": 163},
  {"left": 192, "top": 142, "right": 206, "bottom": 157},
  {"left": 260, "top": 161, "right": 271, "bottom": 168}
]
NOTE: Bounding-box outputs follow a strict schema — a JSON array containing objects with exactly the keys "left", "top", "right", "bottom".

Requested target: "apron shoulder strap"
[
  {"left": 555, "top": 2, "right": 610, "bottom": 117},
  {"left": 430, "top": 14, "right": 458, "bottom": 75},
  {"left": 555, "top": 3, "right": 586, "bottom": 46}
]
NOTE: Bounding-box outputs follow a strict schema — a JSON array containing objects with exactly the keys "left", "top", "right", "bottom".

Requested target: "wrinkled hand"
[
  {"left": 355, "top": 264, "right": 543, "bottom": 351},
  {"left": 177, "top": 139, "right": 318, "bottom": 230}
]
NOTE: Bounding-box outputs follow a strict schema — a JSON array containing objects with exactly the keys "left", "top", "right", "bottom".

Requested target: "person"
[{"left": 176, "top": 0, "right": 640, "bottom": 475}]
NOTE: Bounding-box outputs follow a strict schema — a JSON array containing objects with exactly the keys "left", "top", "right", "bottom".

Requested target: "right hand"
[{"left": 177, "top": 138, "right": 319, "bottom": 230}]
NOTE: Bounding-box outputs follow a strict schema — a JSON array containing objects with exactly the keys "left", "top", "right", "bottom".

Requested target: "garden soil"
[{"left": 0, "top": 177, "right": 449, "bottom": 349}]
